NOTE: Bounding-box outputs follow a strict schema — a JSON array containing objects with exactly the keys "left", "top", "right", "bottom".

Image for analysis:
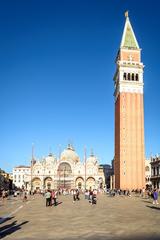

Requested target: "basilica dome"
[
  {"left": 61, "top": 144, "right": 80, "bottom": 163},
  {"left": 45, "top": 153, "right": 56, "bottom": 164},
  {"left": 87, "top": 152, "right": 98, "bottom": 165}
]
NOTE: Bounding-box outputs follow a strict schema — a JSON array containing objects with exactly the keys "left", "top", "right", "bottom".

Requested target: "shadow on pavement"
[
  {"left": 142, "top": 200, "right": 152, "bottom": 204},
  {"left": 87, "top": 236, "right": 160, "bottom": 240},
  {"left": 12, "top": 234, "right": 160, "bottom": 240},
  {"left": 56, "top": 201, "right": 63, "bottom": 206},
  {"left": 0, "top": 220, "right": 28, "bottom": 239},
  {"left": 0, "top": 217, "right": 14, "bottom": 225},
  {"left": 66, "top": 234, "right": 160, "bottom": 240},
  {"left": 146, "top": 205, "right": 160, "bottom": 210}
]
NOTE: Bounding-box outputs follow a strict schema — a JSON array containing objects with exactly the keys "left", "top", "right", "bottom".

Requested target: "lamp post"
[
  {"left": 63, "top": 166, "right": 66, "bottom": 188},
  {"left": 57, "top": 166, "right": 60, "bottom": 190},
  {"left": 43, "top": 161, "right": 45, "bottom": 191},
  {"left": 84, "top": 147, "right": 87, "bottom": 190},
  {"left": 31, "top": 143, "right": 34, "bottom": 193}
]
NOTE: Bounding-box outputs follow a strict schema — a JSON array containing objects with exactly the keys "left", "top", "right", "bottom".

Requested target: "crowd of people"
[
  {"left": 105, "top": 187, "right": 159, "bottom": 205},
  {"left": 0, "top": 187, "right": 159, "bottom": 207},
  {"left": 44, "top": 188, "right": 99, "bottom": 207}
]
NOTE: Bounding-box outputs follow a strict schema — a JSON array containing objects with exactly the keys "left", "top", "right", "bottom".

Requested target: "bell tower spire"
[{"left": 120, "top": 11, "right": 139, "bottom": 50}]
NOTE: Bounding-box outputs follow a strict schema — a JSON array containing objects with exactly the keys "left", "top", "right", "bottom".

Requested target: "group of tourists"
[
  {"left": 45, "top": 189, "right": 58, "bottom": 207},
  {"left": 107, "top": 189, "right": 131, "bottom": 197},
  {"left": 70, "top": 188, "right": 98, "bottom": 205},
  {"left": 84, "top": 189, "right": 97, "bottom": 204},
  {"left": 44, "top": 188, "right": 99, "bottom": 206},
  {"left": 71, "top": 189, "right": 80, "bottom": 203},
  {"left": 103, "top": 187, "right": 159, "bottom": 205},
  {"left": 137, "top": 187, "right": 159, "bottom": 204}
]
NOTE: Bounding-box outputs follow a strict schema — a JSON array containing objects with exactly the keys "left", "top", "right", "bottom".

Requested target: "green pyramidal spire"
[{"left": 120, "top": 12, "right": 139, "bottom": 49}]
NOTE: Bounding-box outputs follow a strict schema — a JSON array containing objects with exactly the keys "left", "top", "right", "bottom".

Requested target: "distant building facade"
[
  {"left": 13, "top": 166, "right": 30, "bottom": 189},
  {"left": 150, "top": 155, "right": 160, "bottom": 189},
  {"left": 145, "top": 158, "right": 152, "bottom": 188},
  {"left": 0, "top": 169, "right": 13, "bottom": 191},
  {"left": 100, "top": 164, "right": 113, "bottom": 189},
  {"left": 16, "top": 144, "right": 105, "bottom": 191}
]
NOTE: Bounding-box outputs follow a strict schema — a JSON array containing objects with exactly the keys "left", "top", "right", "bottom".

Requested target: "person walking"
[
  {"left": 84, "top": 190, "right": 89, "bottom": 200},
  {"left": 89, "top": 189, "right": 93, "bottom": 204},
  {"left": 45, "top": 190, "right": 51, "bottom": 207},
  {"left": 23, "top": 190, "right": 27, "bottom": 202},
  {"left": 153, "top": 189, "right": 159, "bottom": 205},
  {"left": 51, "top": 190, "right": 55, "bottom": 206},
  {"left": 52, "top": 190, "right": 58, "bottom": 206},
  {"left": 72, "top": 189, "right": 76, "bottom": 203},
  {"left": 2, "top": 190, "right": 6, "bottom": 204},
  {"left": 92, "top": 189, "right": 97, "bottom": 204},
  {"left": 76, "top": 189, "right": 80, "bottom": 201}
]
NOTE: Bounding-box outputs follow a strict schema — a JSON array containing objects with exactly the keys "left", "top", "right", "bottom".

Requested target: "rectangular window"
[{"left": 157, "top": 167, "right": 159, "bottom": 176}]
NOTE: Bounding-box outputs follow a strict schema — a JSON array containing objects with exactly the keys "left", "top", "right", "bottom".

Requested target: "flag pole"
[
  {"left": 31, "top": 143, "right": 34, "bottom": 193},
  {"left": 84, "top": 146, "right": 87, "bottom": 190}
]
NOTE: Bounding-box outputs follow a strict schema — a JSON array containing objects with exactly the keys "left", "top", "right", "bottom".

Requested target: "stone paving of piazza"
[{"left": 0, "top": 193, "right": 160, "bottom": 240}]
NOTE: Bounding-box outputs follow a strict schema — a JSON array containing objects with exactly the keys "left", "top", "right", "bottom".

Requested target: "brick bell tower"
[{"left": 114, "top": 12, "right": 145, "bottom": 190}]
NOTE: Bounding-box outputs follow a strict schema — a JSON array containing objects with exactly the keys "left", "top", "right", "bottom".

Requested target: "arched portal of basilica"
[
  {"left": 75, "top": 177, "right": 84, "bottom": 189},
  {"left": 57, "top": 162, "right": 72, "bottom": 189},
  {"left": 32, "top": 177, "right": 41, "bottom": 191},
  {"left": 44, "top": 177, "right": 53, "bottom": 190},
  {"left": 86, "top": 177, "right": 96, "bottom": 190}
]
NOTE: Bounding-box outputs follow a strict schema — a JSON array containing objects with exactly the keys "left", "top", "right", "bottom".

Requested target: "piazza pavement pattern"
[{"left": 0, "top": 193, "right": 160, "bottom": 240}]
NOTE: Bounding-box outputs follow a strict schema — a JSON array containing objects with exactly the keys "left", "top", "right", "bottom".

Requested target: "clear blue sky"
[{"left": 1, "top": 0, "right": 160, "bottom": 172}]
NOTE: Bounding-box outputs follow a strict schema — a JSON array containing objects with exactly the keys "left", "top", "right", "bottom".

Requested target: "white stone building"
[
  {"left": 13, "top": 165, "right": 30, "bottom": 189},
  {"left": 145, "top": 158, "right": 152, "bottom": 187},
  {"left": 150, "top": 155, "right": 160, "bottom": 189},
  {"left": 23, "top": 144, "right": 105, "bottom": 191}
]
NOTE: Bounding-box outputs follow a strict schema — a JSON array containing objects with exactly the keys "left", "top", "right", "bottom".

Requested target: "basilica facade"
[{"left": 24, "top": 144, "right": 105, "bottom": 191}]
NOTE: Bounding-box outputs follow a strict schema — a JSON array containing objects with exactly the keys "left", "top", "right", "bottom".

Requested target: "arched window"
[
  {"left": 132, "top": 73, "right": 134, "bottom": 81},
  {"left": 58, "top": 162, "right": 72, "bottom": 177},
  {"left": 128, "top": 73, "right": 130, "bottom": 80},
  {"left": 136, "top": 74, "right": 139, "bottom": 81},
  {"left": 145, "top": 166, "right": 150, "bottom": 172},
  {"left": 123, "top": 73, "right": 126, "bottom": 80}
]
